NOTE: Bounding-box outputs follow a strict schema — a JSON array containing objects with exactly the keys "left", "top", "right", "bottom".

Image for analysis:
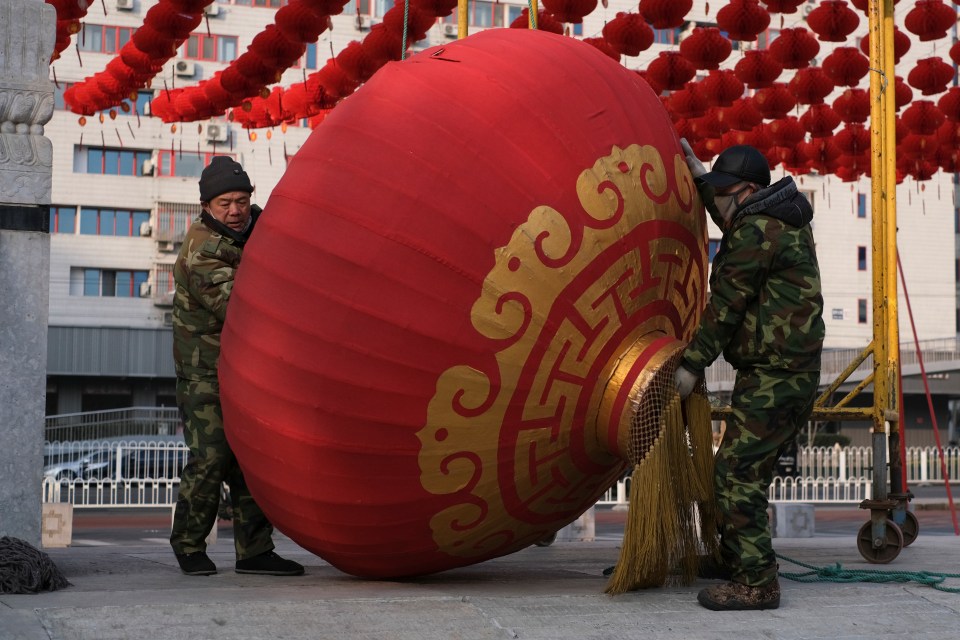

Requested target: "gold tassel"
[{"left": 604, "top": 383, "right": 718, "bottom": 594}]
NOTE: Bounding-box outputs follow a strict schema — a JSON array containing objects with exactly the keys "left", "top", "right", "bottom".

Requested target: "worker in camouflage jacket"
[
  {"left": 170, "top": 156, "right": 303, "bottom": 577},
  {"left": 675, "top": 141, "right": 825, "bottom": 611}
]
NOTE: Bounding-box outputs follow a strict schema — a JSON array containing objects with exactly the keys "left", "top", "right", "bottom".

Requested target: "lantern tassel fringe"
[{"left": 605, "top": 385, "right": 718, "bottom": 594}]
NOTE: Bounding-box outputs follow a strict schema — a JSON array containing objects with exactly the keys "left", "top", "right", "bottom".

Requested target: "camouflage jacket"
[
  {"left": 172, "top": 206, "right": 261, "bottom": 381},
  {"left": 682, "top": 177, "right": 825, "bottom": 374}
]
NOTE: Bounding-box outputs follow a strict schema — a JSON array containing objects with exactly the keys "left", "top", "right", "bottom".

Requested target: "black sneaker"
[
  {"left": 176, "top": 551, "right": 217, "bottom": 576},
  {"left": 235, "top": 551, "right": 305, "bottom": 576}
]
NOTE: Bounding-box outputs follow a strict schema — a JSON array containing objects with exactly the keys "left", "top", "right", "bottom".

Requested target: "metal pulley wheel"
[{"left": 856, "top": 518, "right": 904, "bottom": 564}]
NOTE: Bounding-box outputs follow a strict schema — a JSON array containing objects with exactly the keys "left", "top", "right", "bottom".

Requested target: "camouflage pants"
[
  {"left": 715, "top": 368, "right": 819, "bottom": 587},
  {"left": 171, "top": 377, "right": 274, "bottom": 560}
]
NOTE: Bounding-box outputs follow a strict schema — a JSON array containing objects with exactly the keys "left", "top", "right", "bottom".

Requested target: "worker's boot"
[{"left": 697, "top": 578, "right": 781, "bottom": 611}]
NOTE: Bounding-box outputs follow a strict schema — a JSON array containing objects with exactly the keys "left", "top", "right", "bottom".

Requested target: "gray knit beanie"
[{"left": 199, "top": 156, "right": 253, "bottom": 202}]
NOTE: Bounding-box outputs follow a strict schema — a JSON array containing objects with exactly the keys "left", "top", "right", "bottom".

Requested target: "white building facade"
[{"left": 45, "top": 0, "right": 959, "bottom": 417}]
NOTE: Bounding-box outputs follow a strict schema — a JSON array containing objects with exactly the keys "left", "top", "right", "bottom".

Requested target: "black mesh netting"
[{"left": 0, "top": 536, "right": 70, "bottom": 594}]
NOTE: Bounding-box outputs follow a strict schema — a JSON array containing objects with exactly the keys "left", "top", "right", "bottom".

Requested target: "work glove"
[
  {"left": 680, "top": 138, "right": 707, "bottom": 179},
  {"left": 674, "top": 365, "right": 699, "bottom": 400}
]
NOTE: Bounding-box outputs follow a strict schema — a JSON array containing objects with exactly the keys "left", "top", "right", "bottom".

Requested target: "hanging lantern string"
[{"left": 401, "top": 0, "right": 410, "bottom": 61}]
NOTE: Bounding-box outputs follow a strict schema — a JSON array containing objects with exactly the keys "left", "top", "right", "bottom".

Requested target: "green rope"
[
  {"left": 776, "top": 553, "right": 960, "bottom": 594},
  {"left": 401, "top": 0, "right": 410, "bottom": 60},
  {"left": 526, "top": 0, "right": 537, "bottom": 30}
]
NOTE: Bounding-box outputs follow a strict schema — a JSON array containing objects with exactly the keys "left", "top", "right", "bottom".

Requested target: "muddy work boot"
[{"left": 697, "top": 578, "right": 781, "bottom": 611}]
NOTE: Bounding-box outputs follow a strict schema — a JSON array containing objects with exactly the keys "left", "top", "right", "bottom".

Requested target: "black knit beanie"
[{"left": 199, "top": 156, "right": 253, "bottom": 202}]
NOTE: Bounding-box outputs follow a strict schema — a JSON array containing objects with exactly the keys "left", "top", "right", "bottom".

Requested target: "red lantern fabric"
[
  {"left": 720, "top": 97, "right": 763, "bottom": 131},
  {"left": 900, "top": 133, "right": 939, "bottom": 161},
  {"left": 908, "top": 57, "right": 954, "bottom": 96},
  {"left": 806, "top": 0, "right": 860, "bottom": 42},
  {"left": 789, "top": 67, "right": 835, "bottom": 105},
  {"left": 904, "top": 0, "right": 956, "bottom": 42},
  {"left": 634, "top": 69, "right": 664, "bottom": 95},
  {"left": 638, "top": 0, "right": 693, "bottom": 29},
  {"left": 602, "top": 12, "right": 655, "bottom": 57},
  {"left": 510, "top": 9, "right": 565, "bottom": 34},
  {"left": 951, "top": 41, "right": 960, "bottom": 68},
  {"left": 701, "top": 69, "right": 745, "bottom": 107},
  {"left": 938, "top": 87, "right": 960, "bottom": 122},
  {"left": 902, "top": 100, "right": 946, "bottom": 136},
  {"left": 833, "top": 124, "right": 871, "bottom": 156},
  {"left": 752, "top": 82, "right": 796, "bottom": 119},
  {"left": 761, "top": 0, "right": 805, "bottom": 13},
  {"left": 689, "top": 108, "right": 731, "bottom": 138},
  {"left": 337, "top": 41, "right": 382, "bottom": 84},
  {"left": 833, "top": 88, "right": 870, "bottom": 124},
  {"left": 859, "top": 27, "right": 911, "bottom": 65},
  {"left": 679, "top": 26, "right": 732, "bottom": 70},
  {"left": 669, "top": 83, "right": 708, "bottom": 119},
  {"left": 822, "top": 47, "right": 869, "bottom": 88},
  {"left": 894, "top": 76, "right": 913, "bottom": 112},
  {"left": 716, "top": 0, "right": 771, "bottom": 42},
  {"left": 540, "top": 0, "right": 598, "bottom": 23},
  {"left": 276, "top": 2, "right": 329, "bottom": 42},
  {"left": 734, "top": 50, "right": 783, "bottom": 89},
  {"left": 218, "top": 29, "right": 708, "bottom": 579},
  {"left": 801, "top": 138, "right": 842, "bottom": 174},
  {"left": 646, "top": 51, "right": 697, "bottom": 92},
  {"left": 768, "top": 28, "right": 820, "bottom": 70},
  {"left": 800, "top": 103, "right": 841, "bottom": 138},
  {"left": 773, "top": 145, "right": 808, "bottom": 173},
  {"left": 583, "top": 37, "right": 621, "bottom": 61},
  {"left": 766, "top": 116, "right": 805, "bottom": 147}
]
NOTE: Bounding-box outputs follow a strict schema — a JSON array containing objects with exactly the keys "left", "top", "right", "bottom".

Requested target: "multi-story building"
[{"left": 45, "top": 1, "right": 959, "bottom": 443}]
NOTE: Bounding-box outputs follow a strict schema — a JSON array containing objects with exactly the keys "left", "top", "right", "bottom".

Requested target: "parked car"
[
  {"left": 86, "top": 447, "right": 188, "bottom": 481},
  {"left": 44, "top": 449, "right": 116, "bottom": 481}
]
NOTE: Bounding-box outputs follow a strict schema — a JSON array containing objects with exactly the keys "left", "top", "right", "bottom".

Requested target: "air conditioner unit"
[
  {"left": 116, "top": 0, "right": 135, "bottom": 11},
  {"left": 139, "top": 282, "right": 152, "bottom": 298},
  {"left": 174, "top": 60, "right": 196, "bottom": 78},
  {"left": 204, "top": 3, "right": 220, "bottom": 17},
  {"left": 357, "top": 15, "right": 374, "bottom": 30},
  {"left": 139, "top": 221, "right": 152, "bottom": 237},
  {"left": 158, "top": 240, "right": 175, "bottom": 252},
  {"left": 142, "top": 100, "right": 152, "bottom": 116},
  {"left": 442, "top": 23, "right": 458, "bottom": 38},
  {"left": 205, "top": 123, "right": 228, "bottom": 143},
  {"left": 141, "top": 158, "right": 155, "bottom": 176}
]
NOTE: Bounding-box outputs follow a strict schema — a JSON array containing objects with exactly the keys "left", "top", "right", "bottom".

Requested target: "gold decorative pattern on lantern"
[{"left": 418, "top": 143, "right": 707, "bottom": 558}]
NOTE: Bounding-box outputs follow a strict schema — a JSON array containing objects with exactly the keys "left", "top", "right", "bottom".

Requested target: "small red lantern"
[
  {"left": 900, "top": 133, "right": 939, "bottom": 161},
  {"left": 822, "top": 47, "right": 869, "bottom": 87},
  {"left": 833, "top": 124, "right": 871, "bottom": 156},
  {"left": 773, "top": 145, "right": 808, "bottom": 174},
  {"left": 540, "top": 0, "right": 598, "bottom": 23},
  {"left": 859, "top": 27, "right": 911, "bottom": 64},
  {"left": 800, "top": 103, "right": 841, "bottom": 138},
  {"left": 752, "top": 82, "right": 796, "bottom": 119},
  {"left": 938, "top": 87, "right": 960, "bottom": 122},
  {"left": 510, "top": 10, "right": 565, "bottom": 34},
  {"left": 904, "top": 0, "right": 956, "bottom": 42},
  {"left": 908, "top": 57, "right": 954, "bottom": 96},
  {"left": 669, "top": 83, "right": 708, "bottom": 119},
  {"left": 679, "top": 27, "right": 732, "bottom": 70},
  {"left": 761, "top": 0, "right": 805, "bottom": 13},
  {"left": 936, "top": 119, "right": 960, "bottom": 147},
  {"left": 789, "top": 66, "right": 835, "bottom": 105},
  {"left": 720, "top": 97, "right": 763, "bottom": 131},
  {"left": 801, "top": 138, "right": 842, "bottom": 174},
  {"left": 689, "top": 108, "right": 730, "bottom": 138},
  {"left": 602, "top": 13, "right": 654, "bottom": 57},
  {"left": 768, "top": 28, "right": 820, "bottom": 69},
  {"left": 951, "top": 41, "right": 960, "bottom": 68},
  {"left": 806, "top": 0, "right": 860, "bottom": 42},
  {"left": 766, "top": 116, "right": 805, "bottom": 147},
  {"left": 833, "top": 88, "right": 870, "bottom": 124},
  {"left": 902, "top": 100, "right": 946, "bottom": 136},
  {"left": 646, "top": 51, "right": 697, "bottom": 92},
  {"left": 716, "top": 0, "right": 770, "bottom": 42},
  {"left": 734, "top": 50, "right": 783, "bottom": 89},
  {"left": 583, "top": 37, "right": 621, "bottom": 61},
  {"left": 702, "top": 69, "right": 745, "bottom": 107},
  {"left": 894, "top": 76, "right": 914, "bottom": 112},
  {"left": 638, "top": 0, "right": 693, "bottom": 29},
  {"left": 337, "top": 41, "right": 381, "bottom": 84}
]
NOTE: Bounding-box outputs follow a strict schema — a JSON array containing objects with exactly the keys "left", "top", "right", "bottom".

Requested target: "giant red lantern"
[{"left": 219, "top": 29, "right": 710, "bottom": 581}]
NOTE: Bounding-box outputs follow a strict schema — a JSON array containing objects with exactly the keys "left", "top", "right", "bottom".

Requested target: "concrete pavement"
[{"left": 2, "top": 530, "right": 959, "bottom": 640}]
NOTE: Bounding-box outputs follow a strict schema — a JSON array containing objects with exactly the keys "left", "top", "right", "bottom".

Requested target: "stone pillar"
[{"left": 0, "top": 0, "right": 55, "bottom": 545}]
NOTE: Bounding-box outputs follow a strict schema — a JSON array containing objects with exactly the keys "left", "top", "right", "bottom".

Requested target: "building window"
[
  {"left": 857, "top": 193, "right": 867, "bottom": 218},
  {"left": 77, "top": 24, "right": 135, "bottom": 54},
  {"left": 757, "top": 28, "right": 780, "bottom": 49},
  {"left": 184, "top": 33, "right": 239, "bottom": 62},
  {"left": 219, "top": 0, "right": 286, "bottom": 6},
  {"left": 49, "top": 206, "right": 77, "bottom": 234},
  {"left": 70, "top": 268, "right": 149, "bottom": 298},
  {"left": 157, "top": 150, "right": 235, "bottom": 178},
  {"left": 708, "top": 239, "right": 721, "bottom": 263},
  {"left": 78, "top": 208, "right": 151, "bottom": 236},
  {"left": 300, "top": 42, "right": 318, "bottom": 70},
  {"left": 857, "top": 246, "right": 867, "bottom": 271},
  {"left": 74, "top": 146, "right": 153, "bottom": 176},
  {"left": 53, "top": 83, "right": 72, "bottom": 110},
  {"left": 858, "top": 298, "right": 868, "bottom": 324}
]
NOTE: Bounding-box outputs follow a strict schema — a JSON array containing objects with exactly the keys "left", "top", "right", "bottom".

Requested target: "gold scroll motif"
[{"left": 418, "top": 144, "right": 707, "bottom": 559}]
